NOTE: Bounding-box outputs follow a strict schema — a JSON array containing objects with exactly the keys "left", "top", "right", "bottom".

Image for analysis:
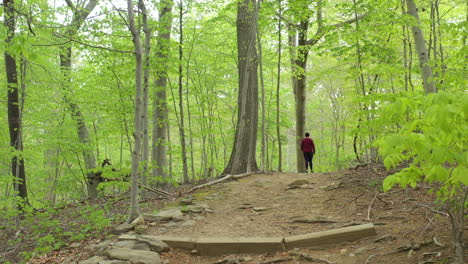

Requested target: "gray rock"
[
  {"left": 181, "top": 220, "right": 196, "bottom": 226},
  {"left": 107, "top": 248, "right": 160, "bottom": 264},
  {"left": 179, "top": 197, "right": 194, "bottom": 205},
  {"left": 143, "top": 209, "right": 183, "bottom": 222},
  {"left": 138, "top": 235, "right": 170, "bottom": 253},
  {"left": 111, "top": 223, "right": 134, "bottom": 234},
  {"left": 133, "top": 242, "right": 151, "bottom": 251},
  {"left": 79, "top": 256, "right": 105, "bottom": 264},
  {"left": 114, "top": 240, "right": 136, "bottom": 249},
  {"left": 118, "top": 234, "right": 137, "bottom": 241},
  {"left": 91, "top": 240, "right": 113, "bottom": 255}
]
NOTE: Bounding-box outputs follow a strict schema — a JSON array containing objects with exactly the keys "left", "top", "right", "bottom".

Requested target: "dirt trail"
[{"left": 148, "top": 167, "right": 457, "bottom": 264}]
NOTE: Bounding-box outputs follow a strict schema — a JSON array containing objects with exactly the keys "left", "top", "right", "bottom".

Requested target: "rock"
[
  {"left": 135, "top": 225, "right": 149, "bottom": 234},
  {"left": 107, "top": 248, "right": 160, "bottom": 264},
  {"left": 143, "top": 209, "right": 184, "bottom": 222},
  {"left": 181, "top": 220, "right": 196, "bottom": 226},
  {"left": 79, "top": 256, "right": 105, "bottom": 264},
  {"left": 138, "top": 235, "right": 170, "bottom": 253},
  {"left": 252, "top": 207, "right": 268, "bottom": 212},
  {"left": 114, "top": 240, "right": 136, "bottom": 249},
  {"left": 354, "top": 247, "right": 367, "bottom": 254},
  {"left": 133, "top": 242, "right": 151, "bottom": 251},
  {"left": 191, "top": 249, "right": 198, "bottom": 254},
  {"left": 179, "top": 197, "right": 194, "bottom": 205},
  {"left": 162, "top": 221, "right": 179, "bottom": 227},
  {"left": 185, "top": 205, "right": 205, "bottom": 214},
  {"left": 91, "top": 240, "right": 113, "bottom": 255},
  {"left": 111, "top": 223, "right": 134, "bottom": 234},
  {"left": 118, "top": 234, "right": 137, "bottom": 241},
  {"left": 340, "top": 248, "right": 348, "bottom": 255},
  {"left": 288, "top": 179, "right": 309, "bottom": 188}
]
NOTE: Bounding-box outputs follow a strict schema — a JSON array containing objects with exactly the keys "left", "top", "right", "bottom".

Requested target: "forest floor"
[{"left": 25, "top": 164, "right": 466, "bottom": 263}]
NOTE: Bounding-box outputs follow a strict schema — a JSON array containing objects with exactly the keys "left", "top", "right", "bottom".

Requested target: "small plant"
[{"left": 375, "top": 91, "right": 467, "bottom": 263}]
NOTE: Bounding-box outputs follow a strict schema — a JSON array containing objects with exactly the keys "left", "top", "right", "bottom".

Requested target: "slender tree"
[
  {"left": 178, "top": 0, "right": 189, "bottom": 182},
  {"left": 61, "top": 0, "right": 99, "bottom": 198},
  {"left": 222, "top": 0, "right": 259, "bottom": 175},
  {"left": 276, "top": 0, "right": 283, "bottom": 172},
  {"left": 4, "top": 0, "right": 28, "bottom": 208},
  {"left": 127, "top": 0, "right": 144, "bottom": 223},
  {"left": 405, "top": 0, "right": 436, "bottom": 93}
]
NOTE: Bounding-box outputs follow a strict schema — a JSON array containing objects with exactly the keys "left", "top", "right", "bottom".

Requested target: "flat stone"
[
  {"left": 181, "top": 220, "right": 196, "bottom": 226},
  {"left": 111, "top": 223, "right": 134, "bottom": 235},
  {"left": 284, "top": 223, "right": 376, "bottom": 250},
  {"left": 179, "top": 197, "right": 194, "bottom": 205},
  {"left": 118, "top": 234, "right": 137, "bottom": 241},
  {"left": 79, "top": 256, "right": 105, "bottom": 264},
  {"left": 137, "top": 235, "right": 170, "bottom": 253},
  {"left": 133, "top": 242, "right": 151, "bottom": 251},
  {"left": 114, "top": 240, "right": 136, "bottom": 249},
  {"left": 252, "top": 207, "right": 268, "bottom": 212},
  {"left": 143, "top": 209, "right": 184, "bottom": 222},
  {"left": 107, "top": 248, "right": 160, "bottom": 264},
  {"left": 157, "top": 236, "right": 196, "bottom": 250},
  {"left": 195, "top": 237, "right": 284, "bottom": 256},
  {"left": 91, "top": 240, "right": 113, "bottom": 255}
]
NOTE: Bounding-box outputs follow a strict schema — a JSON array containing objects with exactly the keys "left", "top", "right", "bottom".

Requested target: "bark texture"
[
  {"left": 222, "top": 0, "right": 259, "bottom": 175},
  {"left": 127, "top": 0, "right": 143, "bottom": 223},
  {"left": 405, "top": 0, "right": 436, "bottom": 93},
  {"left": 152, "top": 0, "right": 174, "bottom": 183},
  {"left": 4, "top": 0, "right": 28, "bottom": 206},
  {"left": 61, "top": 0, "right": 99, "bottom": 198}
]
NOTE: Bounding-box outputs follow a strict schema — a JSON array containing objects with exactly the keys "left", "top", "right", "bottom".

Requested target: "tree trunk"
[
  {"left": 256, "top": 1, "right": 266, "bottom": 172},
  {"left": 127, "top": 0, "right": 144, "bottom": 223},
  {"left": 276, "top": 0, "right": 283, "bottom": 172},
  {"left": 178, "top": 1, "right": 189, "bottom": 183},
  {"left": 4, "top": 0, "right": 28, "bottom": 208},
  {"left": 223, "top": 0, "right": 259, "bottom": 175},
  {"left": 152, "top": 0, "right": 173, "bottom": 184},
  {"left": 140, "top": 0, "right": 151, "bottom": 199},
  {"left": 405, "top": 0, "right": 436, "bottom": 93},
  {"left": 61, "top": 0, "right": 99, "bottom": 198}
]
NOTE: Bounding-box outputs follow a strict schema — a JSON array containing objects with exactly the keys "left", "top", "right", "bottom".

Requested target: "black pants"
[{"left": 303, "top": 152, "right": 314, "bottom": 172}]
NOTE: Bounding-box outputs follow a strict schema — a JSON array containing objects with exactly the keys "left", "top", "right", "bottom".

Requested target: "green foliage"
[{"left": 375, "top": 91, "right": 467, "bottom": 198}]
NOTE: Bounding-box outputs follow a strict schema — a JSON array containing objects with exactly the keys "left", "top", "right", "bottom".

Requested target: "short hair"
[{"left": 305, "top": 132, "right": 310, "bottom": 137}]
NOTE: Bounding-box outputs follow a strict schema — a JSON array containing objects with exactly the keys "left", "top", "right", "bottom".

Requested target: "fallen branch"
[
  {"left": 346, "top": 192, "right": 365, "bottom": 204},
  {"left": 364, "top": 254, "right": 378, "bottom": 264},
  {"left": 189, "top": 172, "right": 256, "bottom": 193},
  {"left": 138, "top": 182, "right": 170, "bottom": 197},
  {"left": 290, "top": 252, "right": 334, "bottom": 264},
  {"left": 366, "top": 192, "right": 379, "bottom": 220}
]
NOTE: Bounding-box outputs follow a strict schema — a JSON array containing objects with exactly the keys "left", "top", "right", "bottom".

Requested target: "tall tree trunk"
[
  {"left": 4, "top": 0, "right": 28, "bottom": 208},
  {"left": 178, "top": 1, "right": 189, "bottom": 183},
  {"left": 405, "top": 0, "right": 437, "bottom": 93},
  {"left": 276, "top": 0, "right": 283, "bottom": 172},
  {"left": 140, "top": 0, "right": 151, "bottom": 199},
  {"left": 152, "top": 0, "right": 173, "bottom": 184},
  {"left": 222, "top": 0, "right": 259, "bottom": 175},
  {"left": 256, "top": 1, "right": 266, "bottom": 172},
  {"left": 127, "top": 0, "right": 143, "bottom": 223},
  {"left": 61, "top": 0, "right": 99, "bottom": 198}
]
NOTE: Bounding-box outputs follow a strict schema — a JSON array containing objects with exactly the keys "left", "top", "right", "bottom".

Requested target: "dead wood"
[
  {"left": 138, "top": 182, "right": 170, "bottom": 197},
  {"left": 366, "top": 192, "right": 379, "bottom": 220},
  {"left": 290, "top": 252, "right": 334, "bottom": 263},
  {"left": 189, "top": 172, "right": 256, "bottom": 193},
  {"left": 364, "top": 254, "right": 378, "bottom": 264}
]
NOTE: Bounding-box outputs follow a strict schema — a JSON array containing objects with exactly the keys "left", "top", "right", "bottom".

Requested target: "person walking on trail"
[{"left": 301, "top": 132, "right": 316, "bottom": 173}]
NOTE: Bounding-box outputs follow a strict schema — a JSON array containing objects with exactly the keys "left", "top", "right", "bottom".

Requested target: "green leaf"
[{"left": 452, "top": 166, "right": 468, "bottom": 186}]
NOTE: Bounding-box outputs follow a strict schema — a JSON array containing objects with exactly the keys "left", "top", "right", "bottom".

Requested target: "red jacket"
[{"left": 301, "top": 137, "right": 315, "bottom": 153}]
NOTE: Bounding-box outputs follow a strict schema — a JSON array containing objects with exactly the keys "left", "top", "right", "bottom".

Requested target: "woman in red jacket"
[{"left": 301, "top": 132, "right": 316, "bottom": 173}]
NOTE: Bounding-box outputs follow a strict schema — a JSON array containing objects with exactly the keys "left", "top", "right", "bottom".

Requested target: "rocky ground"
[{"left": 28, "top": 164, "right": 465, "bottom": 263}]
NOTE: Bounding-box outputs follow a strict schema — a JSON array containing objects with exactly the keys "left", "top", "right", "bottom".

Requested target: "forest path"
[
  {"left": 148, "top": 166, "right": 455, "bottom": 264},
  {"left": 149, "top": 172, "right": 341, "bottom": 238}
]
